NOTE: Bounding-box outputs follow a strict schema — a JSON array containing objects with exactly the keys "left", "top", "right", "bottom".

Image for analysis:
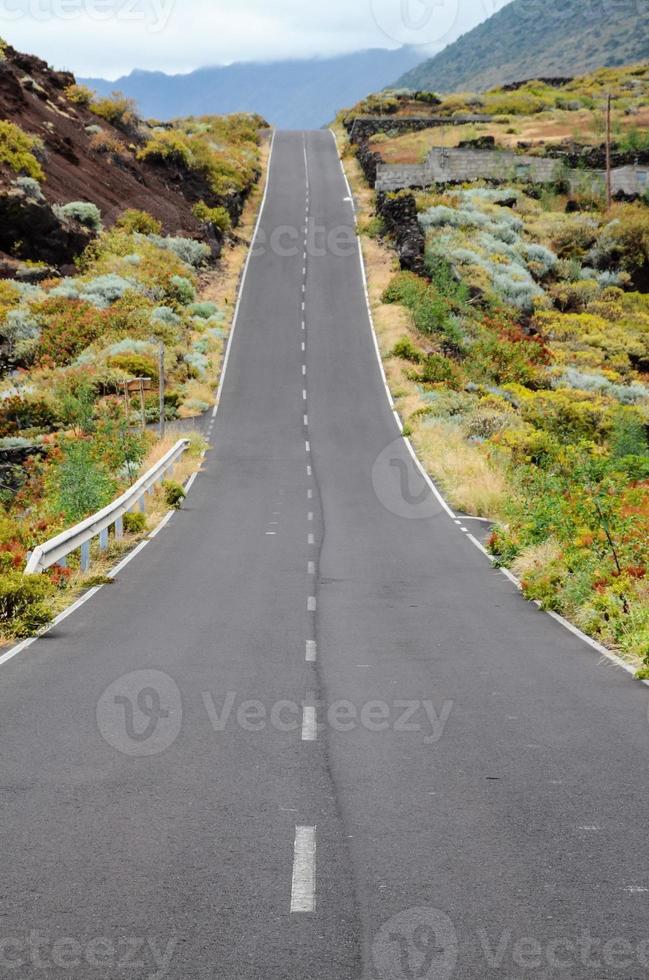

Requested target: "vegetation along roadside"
[
  {"left": 335, "top": 63, "right": 649, "bottom": 677},
  {"left": 0, "top": 42, "right": 271, "bottom": 641}
]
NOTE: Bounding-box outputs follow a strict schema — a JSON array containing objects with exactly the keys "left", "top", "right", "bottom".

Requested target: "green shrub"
[
  {"left": 189, "top": 301, "right": 219, "bottom": 319},
  {"left": 65, "top": 83, "right": 94, "bottom": 106},
  {"left": 419, "top": 353, "right": 458, "bottom": 386},
  {"left": 383, "top": 271, "right": 427, "bottom": 307},
  {"left": 16, "top": 176, "right": 43, "bottom": 201},
  {"left": 50, "top": 441, "right": 117, "bottom": 523},
  {"left": 109, "top": 351, "right": 158, "bottom": 382},
  {"left": 0, "top": 395, "right": 60, "bottom": 436},
  {"left": 123, "top": 511, "right": 147, "bottom": 534},
  {"left": 137, "top": 131, "right": 193, "bottom": 167},
  {"left": 162, "top": 480, "right": 186, "bottom": 509},
  {"left": 364, "top": 216, "right": 386, "bottom": 239},
  {"left": 0, "top": 120, "right": 44, "bottom": 180},
  {"left": 166, "top": 275, "right": 196, "bottom": 306},
  {"left": 147, "top": 234, "right": 211, "bottom": 267},
  {"left": 610, "top": 410, "right": 649, "bottom": 458},
  {"left": 90, "top": 92, "right": 138, "bottom": 129},
  {"left": 193, "top": 201, "right": 232, "bottom": 233},
  {"left": 35, "top": 297, "right": 108, "bottom": 364},
  {"left": 392, "top": 337, "right": 422, "bottom": 363},
  {"left": 0, "top": 571, "right": 54, "bottom": 638},
  {"left": 598, "top": 204, "right": 649, "bottom": 285},
  {"left": 54, "top": 201, "right": 102, "bottom": 232},
  {"left": 116, "top": 209, "right": 162, "bottom": 235},
  {"left": 425, "top": 251, "right": 469, "bottom": 307},
  {"left": 520, "top": 390, "right": 610, "bottom": 443}
]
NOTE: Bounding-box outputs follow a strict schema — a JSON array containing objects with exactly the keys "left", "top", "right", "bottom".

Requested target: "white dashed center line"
[
  {"left": 290, "top": 826, "right": 316, "bottom": 913},
  {"left": 308, "top": 596, "right": 316, "bottom": 611},
  {"left": 301, "top": 706, "right": 317, "bottom": 741},
  {"left": 306, "top": 640, "right": 317, "bottom": 662}
]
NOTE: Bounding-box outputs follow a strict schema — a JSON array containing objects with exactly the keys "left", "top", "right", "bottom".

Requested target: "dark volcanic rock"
[
  {"left": 376, "top": 191, "right": 425, "bottom": 276},
  {"left": 0, "top": 185, "right": 93, "bottom": 266},
  {"left": 355, "top": 140, "right": 384, "bottom": 187}
]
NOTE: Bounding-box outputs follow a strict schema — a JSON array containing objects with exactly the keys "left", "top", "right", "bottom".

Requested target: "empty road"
[{"left": 0, "top": 130, "right": 648, "bottom": 980}]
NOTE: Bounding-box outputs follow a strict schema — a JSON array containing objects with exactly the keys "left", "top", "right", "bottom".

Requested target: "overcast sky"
[{"left": 0, "top": 0, "right": 511, "bottom": 78}]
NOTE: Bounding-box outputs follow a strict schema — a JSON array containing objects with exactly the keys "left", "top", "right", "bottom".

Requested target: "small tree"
[{"left": 51, "top": 441, "right": 116, "bottom": 523}]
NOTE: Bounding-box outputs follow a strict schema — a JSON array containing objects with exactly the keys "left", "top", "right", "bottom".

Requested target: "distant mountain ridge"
[
  {"left": 81, "top": 47, "right": 423, "bottom": 128},
  {"left": 395, "top": 0, "right": 649, "bottom": 93}
]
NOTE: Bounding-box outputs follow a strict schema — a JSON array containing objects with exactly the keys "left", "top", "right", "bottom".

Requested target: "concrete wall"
[
  {"left": 375, "top": 146, "right": 649, "bottom": 197},
  {"left": 425, "top": 148, "right": 560, "bottom": 183}
]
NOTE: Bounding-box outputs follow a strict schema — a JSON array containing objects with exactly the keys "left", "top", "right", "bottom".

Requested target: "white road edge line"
[
  {"left": 328, "top": 128, "right": 648, "bottom": 687},
  {"left": 290, "top": 826, "right": 316, "bottom": 913}
]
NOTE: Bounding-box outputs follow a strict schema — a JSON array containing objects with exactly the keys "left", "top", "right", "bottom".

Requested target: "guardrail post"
[
  {"left": 115, "top": 516, "right": 124, "bottom": 540},
  {"left": 80, "top": 541, "right": 90, "bottom": 572},
  {"left": 138, "top": 496, "right": 146, "bottom": 513},
  {"left": 99, "top": 528, "right": 109, "bottom": 551}
]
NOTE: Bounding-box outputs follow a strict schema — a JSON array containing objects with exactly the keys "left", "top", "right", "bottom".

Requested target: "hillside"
[
  {"left": 395, "top": 0, "right": 649, "bottom": 93},
  {"left": 81, "top": 47, "right": 422, "bottom": 129}
]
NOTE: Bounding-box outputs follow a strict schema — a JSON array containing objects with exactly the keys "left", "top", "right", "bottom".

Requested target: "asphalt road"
[{"left": 0, "top": 131, "right": 648, "bottom": 980}]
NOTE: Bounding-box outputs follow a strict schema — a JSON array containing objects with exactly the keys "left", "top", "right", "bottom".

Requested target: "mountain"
[
  {"left": 81, "top": 48, "right": 423, "bottom": 129},
  {"left": 395, "top": 0, "right": 649, "bottom": 93}
]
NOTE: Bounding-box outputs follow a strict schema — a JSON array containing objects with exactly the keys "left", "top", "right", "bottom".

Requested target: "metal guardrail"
[{"left": 25, "top": 439, "right": 190, "bottom": 575}]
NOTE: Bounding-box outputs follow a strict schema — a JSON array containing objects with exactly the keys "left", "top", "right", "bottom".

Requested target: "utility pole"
[
  {"left": 605, "top": 92, "right": 612, "bottom": 210},
  {"left": 158, "top": 342, "right": 166, "bottom": 440}
]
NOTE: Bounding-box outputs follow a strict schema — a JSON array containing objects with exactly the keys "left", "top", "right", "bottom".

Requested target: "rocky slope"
[{"left": 0, "top": 41, "right": 264, "bottom": 272}]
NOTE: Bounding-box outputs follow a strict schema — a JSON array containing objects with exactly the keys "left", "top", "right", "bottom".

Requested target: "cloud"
[{"left": 0, "top": 0, "right": 509, "bottom": 78}]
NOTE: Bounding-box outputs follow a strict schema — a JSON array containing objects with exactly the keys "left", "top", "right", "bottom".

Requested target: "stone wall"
[
  {"left": 346, "top": 115, "right": 492, "bottom": 143},
  {"left": 355, "top": 141, "right": 385, "bottom": 186},
  {"left": 376, "top": 192, "right": 425, "bottom": 276}
]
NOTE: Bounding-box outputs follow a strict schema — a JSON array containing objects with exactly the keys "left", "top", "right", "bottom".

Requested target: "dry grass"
[
  {"left": 365, "top": 104, "right": 649, "bottom": 164},
  {"left": 412, "top": 421, "right": 508, "bottom": 518},
  {"left": 511, "top": 538, "right": 562, "bottom": 584}
]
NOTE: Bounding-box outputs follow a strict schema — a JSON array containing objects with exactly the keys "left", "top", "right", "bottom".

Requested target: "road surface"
[{"left": 1, "top": 131, "right": 648, "bottom": 980}]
